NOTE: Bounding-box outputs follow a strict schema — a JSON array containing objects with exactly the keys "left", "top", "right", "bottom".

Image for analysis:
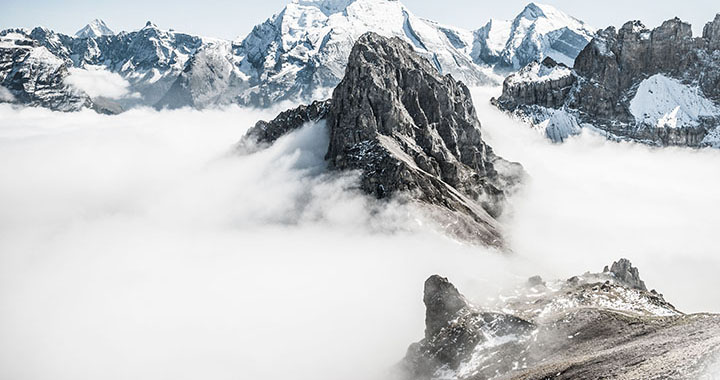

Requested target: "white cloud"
[
  {"left": 64, "top": 65, "right": 138, "bottom": 99},
  {"left": 472, "top": 87, "right": 720, "bottom": 313},
  {"left": 0, "top": 86, "right": 14, "bottom": 102},
  {"left": 0, "top": 86, "right": 719, "bottom": 380}
]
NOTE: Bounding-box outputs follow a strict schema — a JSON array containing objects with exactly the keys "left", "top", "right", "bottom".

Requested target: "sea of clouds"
[{"left": 0, "top": 87, "right": 719, "bottom": 379}]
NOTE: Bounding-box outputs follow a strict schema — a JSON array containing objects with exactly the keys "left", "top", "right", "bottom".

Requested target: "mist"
[
  {"left": 1, "top": 86, "right": 719, "bottom": 379},
  {"left": 473, "top": 87, "right": 720, "bottom": 313}
]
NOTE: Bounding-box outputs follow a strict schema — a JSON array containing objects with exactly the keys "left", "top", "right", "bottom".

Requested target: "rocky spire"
[
  {"left": 241, "top": 32, "right": 523, "bottom": 248},
  {"left": 606, "top": 258, "right": 647, "bottom": 291},
  {"left": 423, "top": 275, "right": 469, "bottom": 338}
]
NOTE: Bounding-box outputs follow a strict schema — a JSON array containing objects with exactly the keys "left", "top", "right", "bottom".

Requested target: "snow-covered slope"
[
  {"left": 630, "top": 74, "right": 720, "bottom": 130},
  {"left": 75, "top": 19, "right": 114, "bottom": 38},
  {"left": 473, "top": 2, "right": 595, "bottom": 69},
  {"left": 159, "top": 0, "right": 498, "bottom": 108}
]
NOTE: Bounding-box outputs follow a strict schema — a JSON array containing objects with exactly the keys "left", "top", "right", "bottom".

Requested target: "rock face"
[
  {"left": 607, "top": 258, "right": 647, "bottom": 291},
  {"left": 240, "top": 33, "right": 523, "bottom": 248},
  {"left": 494, "top": 15, "right": 720, "bottom": 148},
  {"left": 401, "top": 259, "right": 720, "bottom": 380}
]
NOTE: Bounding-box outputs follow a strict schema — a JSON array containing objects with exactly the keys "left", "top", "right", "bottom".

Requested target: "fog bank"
[{"left": 0, "top": 88, "right": 719, "bottom": 379}]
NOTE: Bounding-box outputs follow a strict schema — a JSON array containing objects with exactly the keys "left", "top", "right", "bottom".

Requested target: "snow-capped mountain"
[
  {"left": 75, "top": 19, "right": 114, "bottom": 38},
  {"left": 494, "top": 15, "right": 720, "bottom": 148},
  {"left": 472, "top": 2, "right": 595, "bottom": 69},
  {"left": 0, "top": 30, "right": 92, "bottom": 111},
  {"left": 1, "top": 1, "right": 595, "bottom": 112},
  {"left": 0, "top": 22, "right": 207, "bottom": 110},
  {"left": 159, "top": 0, "right": 498, "bottom": 108}
]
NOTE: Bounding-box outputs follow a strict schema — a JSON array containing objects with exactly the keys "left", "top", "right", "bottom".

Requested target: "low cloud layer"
[
  {"left": 0, "top": 88, "right": 719, "bottom": 379},
  {"left": 65, "top": 65, "right": 137, "bottom": 99},
  {"left": 473, "top": 87, "right": 720, "bottom": 313}
]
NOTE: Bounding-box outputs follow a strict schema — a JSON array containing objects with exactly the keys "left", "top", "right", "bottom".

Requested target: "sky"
[{"left": 0, "top": 0, "right": 717, "bottom": 40}]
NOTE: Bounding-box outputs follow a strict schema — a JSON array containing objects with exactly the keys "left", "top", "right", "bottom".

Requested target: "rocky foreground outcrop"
[
  {"left": 401, "top": 259, "right": 720, "bottom": 380},
  {"left": 493, "top": 15, "right": 720, "bottom": 148},
  {"left": 241, "top": 32, "right": 524, "bottom": 248}
]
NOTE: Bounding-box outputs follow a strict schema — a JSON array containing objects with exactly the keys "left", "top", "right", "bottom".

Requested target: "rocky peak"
[
  {"left": 519, "top": 2, "right": 547, "bottom": 20},
  {"left": 606, "top": 258, "right": 647, "bottom": 291},
  {"left": 75, "top": 19, "right": 114, "bottom": 38},
  {"left": 240, "top": 32, "right": 523, "bottom": 248},
  {"left": 423, "top": 275, "right": 469, "bottom": 338},
  {"left": 324, "top": 32, "right": 523, "bottom": 245}
]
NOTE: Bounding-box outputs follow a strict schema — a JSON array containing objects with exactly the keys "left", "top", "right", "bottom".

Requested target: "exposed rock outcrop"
[
  {"left": 494, "top": 15, "right": 720, "bottom": 148},
  {"left": 240, "top": 32, "right": 524, "bottom": 248},
  {"left": 401, "top": 259, "right": 720, "bottom": 380},
  {"left": 606, "top": 258, "right": 647, "bottom": 291}
]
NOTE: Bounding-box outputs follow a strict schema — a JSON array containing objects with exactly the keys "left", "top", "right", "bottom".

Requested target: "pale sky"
[{"left": 0, "top": 0, "right": 717, "bottom": 40}]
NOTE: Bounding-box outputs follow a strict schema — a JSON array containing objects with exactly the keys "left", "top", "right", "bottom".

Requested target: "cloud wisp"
[{"left": 64, "top": 65, "right": 138, "bottom": 99}]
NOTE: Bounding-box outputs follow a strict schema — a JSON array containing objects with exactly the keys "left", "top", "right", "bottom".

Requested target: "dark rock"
[
  {"left": 240, "top": 33, "right": 524, "bottom": 248},
  {"left": 423, "top": 275, "right": 469, "bottom": 338},
  {"left": 402, "top": 275, "right": 534, "bottom": 379},
  {"left": 608, "top": 258, "right": 647, "bottom": 291},
  {"left": 239, "top": 99, "right": 331, "bottom": 152}
]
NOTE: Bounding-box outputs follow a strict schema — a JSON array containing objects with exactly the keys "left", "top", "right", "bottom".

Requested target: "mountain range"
[
  {"left": 0, "top": 1, "right": 594, "bottom": 111},
  {"left": 494, "top": 15, "right": 720, "bottom": 148}
]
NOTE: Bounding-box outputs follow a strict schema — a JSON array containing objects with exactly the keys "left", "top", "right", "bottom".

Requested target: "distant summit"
[
  {"left": 473, "top": 2, "right": 594, "bottom": 69},
  {"left": 75, "top": 19, "right": 114, "bottom": 38}
]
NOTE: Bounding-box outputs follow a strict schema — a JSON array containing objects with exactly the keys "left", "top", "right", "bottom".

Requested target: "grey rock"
[
  {"left": 494, "top": 15, "right": 720, "bottom": 148},
  {"left": 240, "top": 99, "right": 331, "bottom": 152},
  {"left": 400, "top": 261, "right": 720, "bottom": 380},
  {"left": 609, "top": 258, "right": 647, "bottom": 291},
  {"left": 240, "top": 33, "right": 524, "bottom": 248}
]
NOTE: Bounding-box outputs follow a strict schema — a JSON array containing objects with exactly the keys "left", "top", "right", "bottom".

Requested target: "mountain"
[
  {"left": 493, "top": 15, "right": 720, "bottom": 148},
  {"left": 0, "top": 30, "right": 93, "bottom": 111},
  {"left": 75, "top": 19, "right": 114, "bottom": 38},
  {"left": 472, "top": 2, "right": 595, "bottom": 70},
  {"left": 401, "top": 259, "right": 720, "bottom": 379},
  {"left": 1, "top": 1, "right": 595, "bottom": 112},
  {"left": 240, "top": 33, "right": 523, "bottom": 248},
  {"left": 160, "top": 0, "right": 595, "bottom": 109},
  {"left": 0, "top": 23, "right": 207, "bottom": 111},
  {"left": 158, "top": 0, "right": 498, "bottom": 109}
]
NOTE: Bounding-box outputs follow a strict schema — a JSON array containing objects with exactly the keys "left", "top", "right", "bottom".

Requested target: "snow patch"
[
  {"left": 507, "top": 61, "right": 571, "bottom": 85},
  {"left": 630, "top": 74, "right": 720, "bottom": 129}
]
